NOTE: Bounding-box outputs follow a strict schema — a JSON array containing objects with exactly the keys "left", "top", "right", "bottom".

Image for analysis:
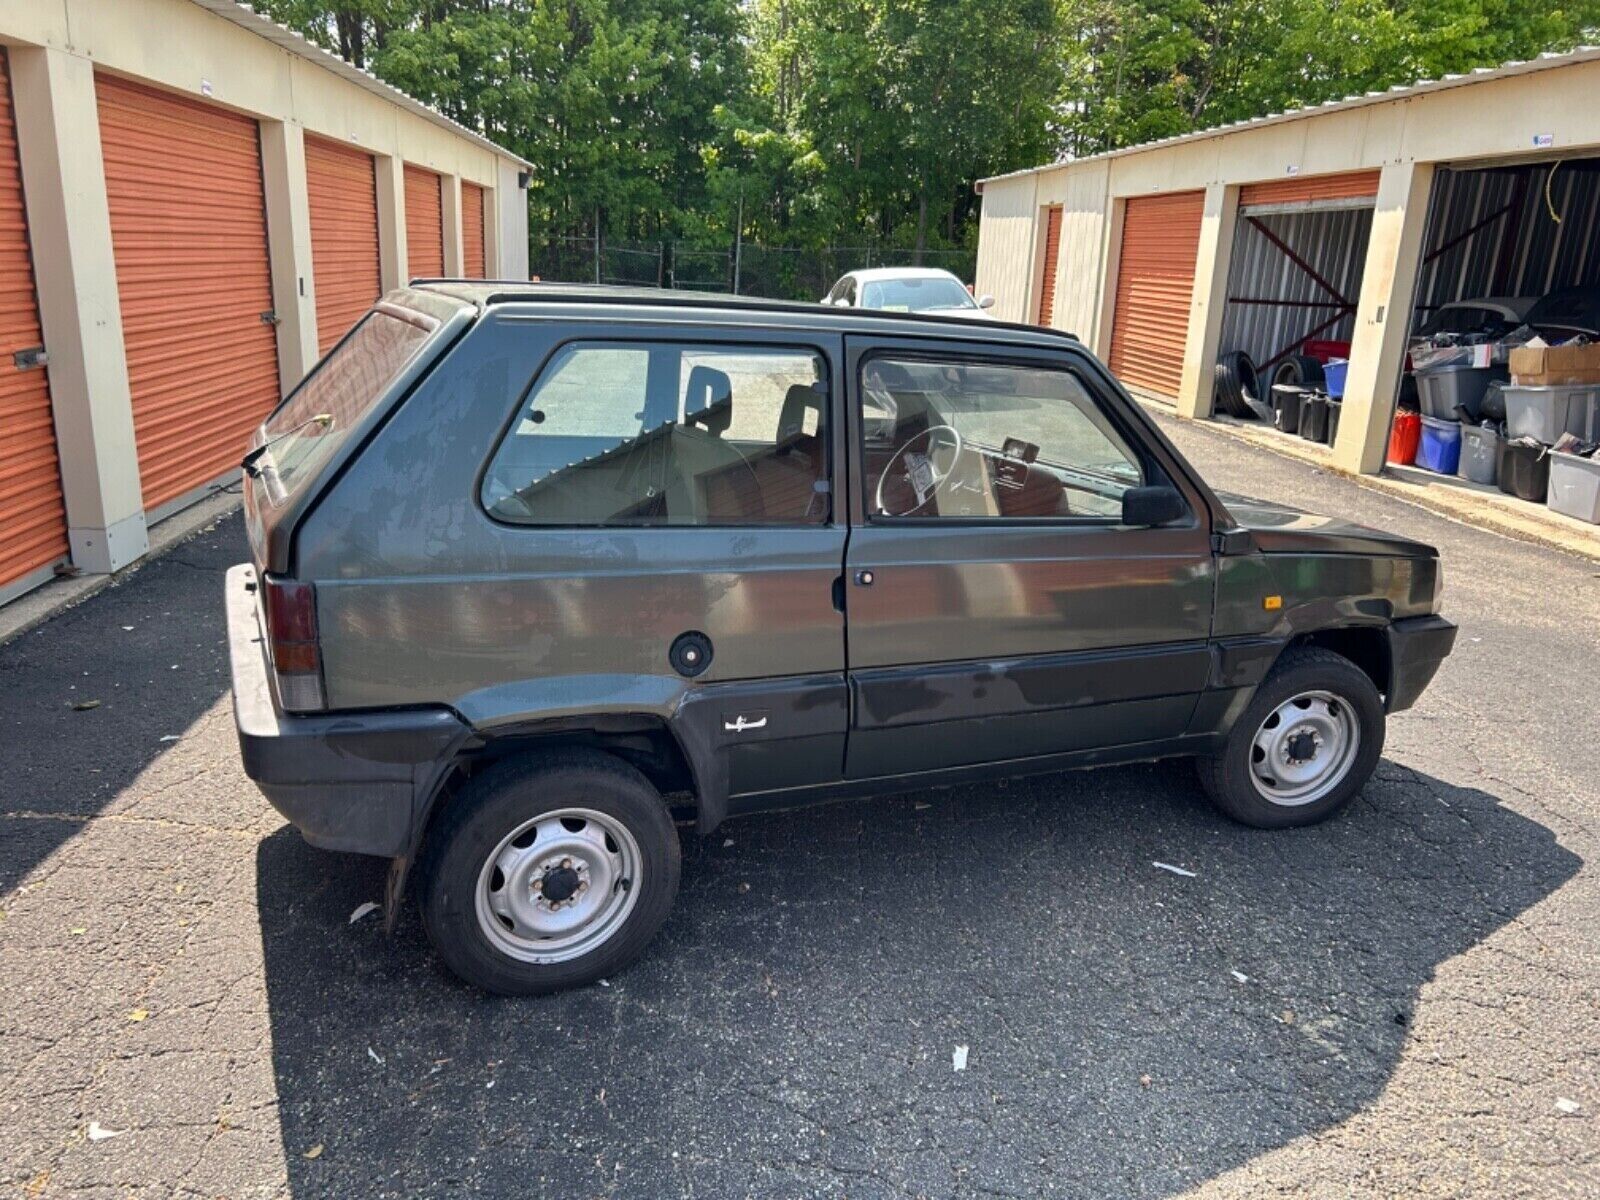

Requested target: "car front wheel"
[
  {"left": 1198, "top": 646, "right": 1386, "bottom": 828},
  {"left": 419, "top": 749, "right": 680, "bottom": 994}
]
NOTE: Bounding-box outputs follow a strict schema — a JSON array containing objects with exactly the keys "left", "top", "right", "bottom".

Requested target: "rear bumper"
[
  {"left": 226, "top": 564, "right": 468, "bottom": 857},
  {"left": 1385, "top": 614, "right": 1457, "bottom": 713}
]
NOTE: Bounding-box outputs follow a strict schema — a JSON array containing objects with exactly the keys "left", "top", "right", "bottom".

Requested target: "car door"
[{"left": 841, "top": 333, "right": 1216, "bottom": 780}]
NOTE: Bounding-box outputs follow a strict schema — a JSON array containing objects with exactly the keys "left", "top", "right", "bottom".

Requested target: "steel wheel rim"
[
  {"left": 474, "top": 808, "right": 643, "bottom": 964},
  {"left": 1249, "top": 689, "right": 1361, "bottom": 806}
]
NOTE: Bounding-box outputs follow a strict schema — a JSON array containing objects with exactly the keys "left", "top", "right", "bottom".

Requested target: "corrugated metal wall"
[
  {"left": 1413, "top": 161, "right": 1600, "bottom": 320},
  {"left": 0, "top": 48, "right": 69, "bottom": 590},
  {"left": 461, "top": 180, "right": 486, "bottom": 278},
  {"left": 1219, "top": 208, "right": 1373, "bottom": 366},
  {"left": 404, "top": 164, "right": 443, "bottom": 279},
  {"left": 306, "top": 134, "right": 381, "bottom": 354},
  {"left": 1109, "top": 190, "right": 1205, "bottom": 398},
  {"left": 97, "top": 74, "right": 281, "bottom": 512},
  {"left": 974, "top": 173, "right": 1040, "bottom": 324}
]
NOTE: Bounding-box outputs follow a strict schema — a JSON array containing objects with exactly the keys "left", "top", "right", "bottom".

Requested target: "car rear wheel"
[
  {"left": 419, "top": 749, "right": 680, "bottom": 994},
  {"left": 1197, "top": 647, "right": 1385, "bottom": 828}
]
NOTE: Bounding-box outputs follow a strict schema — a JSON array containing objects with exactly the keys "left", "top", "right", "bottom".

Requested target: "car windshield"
[{"left": 859, "top": 276, "right": 976, "bottom": 313}]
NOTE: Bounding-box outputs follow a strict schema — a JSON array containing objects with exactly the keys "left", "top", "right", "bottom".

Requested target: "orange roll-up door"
[
  {"left": 97, "top": 74, "right": 280, "bottom": 511},
  {"left": 1240, "top": 170, "right": 1381, "bottom": 209},
  {"left": 461, "top": 180, "right": 486, "bottom": 278},
  {"left": 0, "top": 48, "right": 68, "bottom": 589},
  {"left": 404, "top": 165, "right": 443, "bottom": 279},
  {"left": 1036, "top": 205, "right": 1063, "bottom": 326},
  {"left": 306, "top": 134, "right": 381, "bottom": 355},
  {"left": 1109, "top": 190, "right": 1205, "bottom": 399}
]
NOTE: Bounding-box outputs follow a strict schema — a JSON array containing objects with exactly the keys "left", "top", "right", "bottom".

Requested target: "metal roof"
[
  {"left": 978, "top": 44, "right": 1600, "bottom": 189},
  {"left": 191, "top": 1, "right": 532, "bottom": 168}
]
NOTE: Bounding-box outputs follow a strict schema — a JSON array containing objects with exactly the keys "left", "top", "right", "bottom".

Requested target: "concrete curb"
[
  {"left": 1143, "top": 401, "right": 1600, "bottom": 565},
  {"left": 0, "top": 490, "right": 242, "bottom": 647}
]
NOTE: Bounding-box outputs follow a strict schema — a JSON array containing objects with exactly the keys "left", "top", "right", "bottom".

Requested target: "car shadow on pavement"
[
  {"left": 257, "top": 759, "right": 1579, "bottom": 1199},
  {"left": 0, "top": 514, "right": 243, "bottom": 897}
]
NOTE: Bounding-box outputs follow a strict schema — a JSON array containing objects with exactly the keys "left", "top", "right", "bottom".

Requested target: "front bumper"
[
  {"left": 226, "top": 564, "right": 468, "bottom": 857},
  {"left": 1384, "top": 614, "right": 1458, "bottom": 713}
]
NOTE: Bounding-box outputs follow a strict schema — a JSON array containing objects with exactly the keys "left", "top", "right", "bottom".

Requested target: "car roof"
[
  {"left": 405, "top": 280, "right": 1079, "bottom": 347},
  {"left": 843, "top": 266, "right": 964, "bottom": 283}
]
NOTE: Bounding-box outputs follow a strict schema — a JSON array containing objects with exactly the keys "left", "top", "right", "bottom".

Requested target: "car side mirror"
[
  {"left": 1121, "top": 485, "right": 1186, "bottom": 527},
  {"left": 977, "top": 294, "right": 995, "bottom": 309},
  {"left": 834, "top": 297, "right": 853, "bottom": 307}
]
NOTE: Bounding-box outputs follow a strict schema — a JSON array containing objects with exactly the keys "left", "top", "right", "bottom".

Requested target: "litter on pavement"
[
  {"left": 348, "top": 901, "right": 379, "bottom": 925},
  {"left": 952, "top": 1045, "right": 969, "bottom": 1072},
  {"left": 1153, "top": 862, "right": 1197, "bottom": 878}
]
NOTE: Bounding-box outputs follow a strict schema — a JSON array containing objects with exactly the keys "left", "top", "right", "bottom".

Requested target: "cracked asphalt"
[{"left": 2, "top": 414, "right": 1597, "bottom": 1198}]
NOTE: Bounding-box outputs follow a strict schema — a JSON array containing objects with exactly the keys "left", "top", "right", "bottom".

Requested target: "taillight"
[{"left": 261, "top": 573, "right": 325, "bottom": 712}]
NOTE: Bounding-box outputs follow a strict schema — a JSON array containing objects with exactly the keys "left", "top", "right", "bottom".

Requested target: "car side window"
[
  {"left": 860, "top": 356, "right": 1144, "bottom": 521},
  {"left": 483, "top": 342, "right": 830, "bottom": 526}
]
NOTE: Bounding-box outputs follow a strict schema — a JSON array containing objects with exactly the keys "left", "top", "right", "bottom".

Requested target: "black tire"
[
  {"left": 418, "top": 749, "right": 681, "bottom": 995},
  {"left": 1269, "top": 354, "right": 1324, "bottom": 390},
  {"left": 1214, "top": 352, "right": 1261, "bottom": 419},
  {"left": 1197, "top": 646, "right": 1385, "bottom": 829}
]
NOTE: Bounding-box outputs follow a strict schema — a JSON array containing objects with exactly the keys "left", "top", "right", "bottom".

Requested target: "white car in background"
[{"left": 823, "top": 267, "right": 995, "bottom": 319}]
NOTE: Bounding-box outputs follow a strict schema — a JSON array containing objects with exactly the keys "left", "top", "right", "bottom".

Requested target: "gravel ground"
[{"left": 1, "top": 414, "right": 1596, "bottom": 1199}]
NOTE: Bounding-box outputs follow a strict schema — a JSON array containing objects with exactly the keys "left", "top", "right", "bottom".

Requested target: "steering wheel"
[{"left": 874, "top": 424, "right": 964, "bottom": 516}]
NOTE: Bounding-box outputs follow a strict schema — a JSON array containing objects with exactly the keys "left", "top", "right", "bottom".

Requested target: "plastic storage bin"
[
  {"left": 1415, "top": 363, "right": 1507, "bottom": 421},
  {"left": 1502, "top": 383, "right": 1599, "bottom": 443},
  {"left": 1322, "top": 359, "right": 1349, "bottom": 398},
  {"left": 1456, "top": 423, "right": 1499, "bottom": 485},
  {"left": 1298, "top": 393, "right": 1330, "bottom": 442},
  {"left": 1325, "top": 399, "right": 1342, "bottom": 446},
  {"left": 1497, "top": 439, "right": 1550, "bottom": 502},
  {"left": 1547, "top": 451, "right": 1600, "bottom": 524},
  {"left": 1271, "top": 384, "right": 1305, "bottom": 434},
  {"left": 1388, "top": 410, "right": 1421, "bottom": 465},
  {"left": 1416, "top": 415, "right": 1462, "bottom": 474}
]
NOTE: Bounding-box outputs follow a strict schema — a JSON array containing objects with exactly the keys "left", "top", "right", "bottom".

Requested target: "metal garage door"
[
  {"left": 404, "top": 164, "right": 443, "bottom": 279},
  {"left": 97, "top": 75, "right": 280, "bottom": 512},
  {"left": 0, "top": 48, "right": 68, "bottom": 593},
  {"left": 1036, "top": 204, "right": 1063, "bottom": 326},
  {"left": 1240, "top": 170, "right": 1381, "bottom": 210},
  {"left": 1109, "top": 190, "right": 1205, "bottom": 399},
  {"left": 461, "top": 180, "right": 486, "bottom": 278},
  {"left": 306, "top": 134, "right": 380, "bottom": 355}
]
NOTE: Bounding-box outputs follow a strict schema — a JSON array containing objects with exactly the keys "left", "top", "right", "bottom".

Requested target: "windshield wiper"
[{"left": 241, "top": 413, "right": 332, "bottom": 478}]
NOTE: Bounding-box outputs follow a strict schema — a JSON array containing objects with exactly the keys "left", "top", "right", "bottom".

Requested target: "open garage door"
[
  {"left": 461, "top": 180, "right": 487, "bottom": 278},
  {"left": 1109, "top": 191, "right": 1204, "bottom": 398},
  {"left": 98, "top": 75, "right": 280, "bottom": 513},
  {"left": 404, "top": 164, "right": 444, "bottom": 279},
  {"left": 0, "top": 48, "right": 68, "bottom": 593},
  {"left": 306, "top": 135, "right": 381, "bottom": 355}
]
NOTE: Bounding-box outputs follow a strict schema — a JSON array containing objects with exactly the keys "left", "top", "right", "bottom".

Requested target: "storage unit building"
[
  {"left": 975, "top": 47, "right": 1600, "bottom": 480},
  {"left": 0, "top": 0, "right": 530, "bottom": 607}
]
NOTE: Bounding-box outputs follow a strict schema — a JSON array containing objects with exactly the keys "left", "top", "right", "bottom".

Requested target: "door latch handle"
[{"left": 854, "top": 569, "right": 875, "bottom": 587}]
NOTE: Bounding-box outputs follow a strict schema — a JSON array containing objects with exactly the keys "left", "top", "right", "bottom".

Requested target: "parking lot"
[{"left": 2, "top": 413, "right": 1597, "bottom": 1199}]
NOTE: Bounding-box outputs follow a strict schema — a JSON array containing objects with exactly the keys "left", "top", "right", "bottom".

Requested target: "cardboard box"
[{"left": 1511, "top": 342, "right": 1600, "bottom": 386}]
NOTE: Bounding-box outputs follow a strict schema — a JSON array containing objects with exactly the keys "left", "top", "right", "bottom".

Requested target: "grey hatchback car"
[{"left": 229, "top": 284, "right": 1456, "bottom": 994}]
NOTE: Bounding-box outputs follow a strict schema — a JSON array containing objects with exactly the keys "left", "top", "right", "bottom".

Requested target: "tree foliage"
[{"left": 255, "top": 0, "right": 1600, "bottom": 254}]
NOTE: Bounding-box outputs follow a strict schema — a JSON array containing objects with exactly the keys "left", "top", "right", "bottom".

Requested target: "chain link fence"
[{"left": 530, "top": 236, "right": 976, "bottom": 302}]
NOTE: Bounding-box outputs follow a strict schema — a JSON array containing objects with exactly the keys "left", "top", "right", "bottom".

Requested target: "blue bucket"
[
  {"left": 1417, "top": 415, "right": 1462, "bottom": 475},
  {"left": 1322, "top": 358, "right": 1350, "bottom": 398}
]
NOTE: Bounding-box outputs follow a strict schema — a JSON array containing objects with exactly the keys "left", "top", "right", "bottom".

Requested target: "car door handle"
[{"left": 854, "top": 569, "right": 875, "bottom": 587}]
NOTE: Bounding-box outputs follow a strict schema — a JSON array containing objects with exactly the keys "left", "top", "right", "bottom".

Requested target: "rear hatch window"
[
  {"left": 244, "top": 306, "right": 439, "bottom": 564},
  {"left": 252, "top": 308, "right": 436, "bottom": 506}
]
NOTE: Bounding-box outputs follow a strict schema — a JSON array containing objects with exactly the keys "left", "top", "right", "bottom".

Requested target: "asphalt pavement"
[{"left": 2, "top": 416, "right": 1597, "bottom": 1198}]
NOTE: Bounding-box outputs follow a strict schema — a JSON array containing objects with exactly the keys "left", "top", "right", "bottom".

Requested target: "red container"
[{"left": 1388, "top": 410, "right": 1422, "bottom": 465}]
